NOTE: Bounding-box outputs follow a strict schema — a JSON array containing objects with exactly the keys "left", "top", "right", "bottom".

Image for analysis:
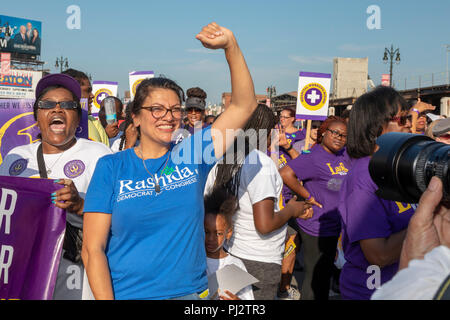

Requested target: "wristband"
[
  {"left": 411, "top": 108, "right": 420, "bottom": 116},
  {"left": 306, "top": 194, "right": 312, "bottom": 201},
  {"left": 285, "top": 144, "right": 293, "bottom": 151}
]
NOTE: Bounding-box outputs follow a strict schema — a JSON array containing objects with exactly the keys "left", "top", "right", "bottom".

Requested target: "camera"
[{"left": 369, "top": 132, "right": 450, "bottom": 203}]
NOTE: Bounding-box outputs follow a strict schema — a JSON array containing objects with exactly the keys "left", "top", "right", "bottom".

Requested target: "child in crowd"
[{"left": 204, "top": 188, "right": 255, "bottom": 300}]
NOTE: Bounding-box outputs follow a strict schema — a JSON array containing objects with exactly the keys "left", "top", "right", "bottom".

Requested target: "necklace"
[
  {"left": 138, "top": 146, "right": 170, "bottom": 194},
  {"left": 44, "top": 151, "right": 66, "bottom": 176}
]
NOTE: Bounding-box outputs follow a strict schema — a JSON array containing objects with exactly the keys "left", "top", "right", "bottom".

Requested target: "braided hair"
[{"left": 213, "top": 104, "right": 278, "bottom": 200}]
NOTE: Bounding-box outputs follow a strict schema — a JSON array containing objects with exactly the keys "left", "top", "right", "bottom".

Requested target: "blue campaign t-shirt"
[{"left": 84, "top": 127, "right": 217, "bottom": 300}]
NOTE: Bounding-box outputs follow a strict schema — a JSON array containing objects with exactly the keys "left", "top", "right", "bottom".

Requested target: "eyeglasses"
[
  {"left": 38, "top": 100, "right": 79, "bottom": 110},
  {"left": 141, "top": 105, "right": 182, "bottom": 119},
  {"left": 326, "top": 129, "right": 347, "bottom": 139},
  {"left": 390, "top": 115, "right": 411, "bottom": 126},
  {"left": 279, "top": 116, "right": 294, "bottom": 119},
  {"left": 186, "top": 108, "right": 203, "bottom": 114}
]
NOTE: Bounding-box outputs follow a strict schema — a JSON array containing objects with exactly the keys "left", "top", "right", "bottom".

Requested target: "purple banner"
[
  {"left": 0, "top": 99, "right": 88, "bottom": 166},
  {"left": 0, "top": 176, "right": 65, "bottom": 300}
]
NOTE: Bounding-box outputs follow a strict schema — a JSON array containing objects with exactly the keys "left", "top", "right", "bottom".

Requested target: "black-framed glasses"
[
  {"left": 38, "top": 100, "right": 79, "bottom": 110},
  {"left": 141, "top": 105, "right": 183, "bottom": 119},
  {"left": 327, "top": 129, "right": 347, "bottom": 139}
]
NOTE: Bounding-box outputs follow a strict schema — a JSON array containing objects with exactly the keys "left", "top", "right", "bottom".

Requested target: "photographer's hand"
[{"left": 399, "top": 177, "right": 450, "bottom": 270}]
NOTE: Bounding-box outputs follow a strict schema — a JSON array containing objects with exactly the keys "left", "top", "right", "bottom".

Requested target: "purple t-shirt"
[
  {"left": 278, "top": 129, "right": 306, "bottom": 204},
  {"left": 286, "top": 144, "right": 352, "bottom": 237},
  {"left": 338, "top": 156, "right": 415, "bottom": 300}
]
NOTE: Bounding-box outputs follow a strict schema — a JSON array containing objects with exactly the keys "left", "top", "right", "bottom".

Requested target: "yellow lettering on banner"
[{"left": 395, "top": 202, "right": 412, "bottom": 214}]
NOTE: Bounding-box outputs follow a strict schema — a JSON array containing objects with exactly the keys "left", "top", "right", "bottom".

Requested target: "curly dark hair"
[{"left": 186, "top": 87, "right": 207, "bottom": 100}]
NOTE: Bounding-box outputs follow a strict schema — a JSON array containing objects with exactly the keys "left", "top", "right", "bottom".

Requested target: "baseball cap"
[
  {"left": 185, "top": 97, "right": 206, "bottom": 110},
  {"left": 431, "top": 117, "right": 450, "bottom": 137},
  {"left": 35, "top": 73, "right": 82, "bottom": 101}
]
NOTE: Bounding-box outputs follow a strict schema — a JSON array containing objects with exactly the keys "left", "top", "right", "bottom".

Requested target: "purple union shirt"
[
  {"left": 287, "top": 144, "right": 352, "bottom": 237},
  {"left": 278, "top": 129, "right": 306, "bottom": 204},
  {"left": 338, "top": 156, "right": 415, "bottom": 300}
]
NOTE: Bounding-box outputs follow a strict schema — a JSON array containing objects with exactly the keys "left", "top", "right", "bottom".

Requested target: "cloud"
[{"left": 288, "top": 55, "right": 333, "bottom": 65}]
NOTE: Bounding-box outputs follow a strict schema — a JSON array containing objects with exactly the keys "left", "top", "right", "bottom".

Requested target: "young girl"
[{"left": 204, "top": 188, "right": 254, "bottom": 300}]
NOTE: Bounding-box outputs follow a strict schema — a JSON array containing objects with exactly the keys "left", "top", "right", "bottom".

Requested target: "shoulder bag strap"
[{"left": 36, "top": 143, "right": 48, "bottom": 179}]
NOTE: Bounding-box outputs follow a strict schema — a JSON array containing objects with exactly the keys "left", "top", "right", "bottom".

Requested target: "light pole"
[
  {"left": 444, "top": 44, "right": 450, "bottom": 85},
  {"left": 383, "top": 45, "right": 401, "bottom": 87},
  {"left": 55, "top": 56, "right": 69, "bottom": 73}
]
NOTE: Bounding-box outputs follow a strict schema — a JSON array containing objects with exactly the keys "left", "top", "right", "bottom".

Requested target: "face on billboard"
[{"left": 0, "top": 15, "right": 42, "bottom": 56}]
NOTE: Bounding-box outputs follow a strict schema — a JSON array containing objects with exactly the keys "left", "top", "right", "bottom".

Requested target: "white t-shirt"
[
  {"left": 0, "top": 138, "right": 112, "bottom": 228},
  {"left": 0, "top": 138, "right": 112, "bottom": 300},
  {"left": 371, "top": 245, "right": 450, "bottom": 300},
  {"left": 206, "top": 254, "right": 255, "bottom": 300},
  {"left": 205, "top": 149, "right": 286, "bottom": 265}
]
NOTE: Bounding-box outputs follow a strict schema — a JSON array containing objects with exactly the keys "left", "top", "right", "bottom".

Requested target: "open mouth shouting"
[{"left": 49, "top": 115, "right": 67, "bottom": 134}]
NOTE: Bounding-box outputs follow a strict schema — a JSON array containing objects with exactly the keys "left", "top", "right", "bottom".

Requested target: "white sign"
[
  {"left": 0, "top": 70, "right": 43, "bottom": 99},
  {"left": 91, "top": 81, "right": 118, "bottom": 118},
  {"left": 296, "top": 71, "right": 331, "bottom": 120},
  {"left": 207, "top": 264, "right": 258, "bottom": 299},
  {"left": 129, "top": 71, "right": 154, "bottom": 100}
]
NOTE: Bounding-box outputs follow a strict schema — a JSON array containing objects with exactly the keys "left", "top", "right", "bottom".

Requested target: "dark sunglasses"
[
  {"left": 390, "top": 115, "right": 411, "bottom": 126},
  {"left": 186, "top": 108, "right": 203, "bottom": 114},
  {"left": 38, "top": 100, "right": 79, "bottom": 110}
]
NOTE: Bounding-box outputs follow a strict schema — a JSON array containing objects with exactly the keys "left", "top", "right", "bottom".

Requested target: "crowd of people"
[{"left": 1, "top": 21, "right": 449, "bottom": 300}]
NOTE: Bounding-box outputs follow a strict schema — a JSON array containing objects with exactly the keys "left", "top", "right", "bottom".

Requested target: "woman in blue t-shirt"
[{"left": 82, "top": 22, "right": 258, "bottom": 300}]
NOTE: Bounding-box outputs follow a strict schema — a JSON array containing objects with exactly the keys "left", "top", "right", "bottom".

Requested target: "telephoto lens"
[{"left": 369, "top": 132, "right": 450, "bottom": 203}]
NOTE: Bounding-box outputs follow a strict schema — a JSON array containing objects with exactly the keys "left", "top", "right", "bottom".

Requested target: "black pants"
[{"left": 298, "top": 229, "right": 338, "bottom": 300}]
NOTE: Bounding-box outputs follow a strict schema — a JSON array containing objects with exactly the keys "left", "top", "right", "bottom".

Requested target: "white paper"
[{"left": 207, "top": 264, "right": 259, "bottom": 298}]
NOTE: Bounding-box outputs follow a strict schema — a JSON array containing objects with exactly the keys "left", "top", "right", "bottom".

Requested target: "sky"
[{"left": 2, "top": 0, "right": 449, "bottom": 105}]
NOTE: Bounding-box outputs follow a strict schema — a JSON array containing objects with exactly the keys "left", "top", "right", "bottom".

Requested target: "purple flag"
[
  {"left": 0, "top": 99, "right": 88, "bottom": 166},
  {"left": 0, "top": 176, "right": 65, "bottom": 300}
]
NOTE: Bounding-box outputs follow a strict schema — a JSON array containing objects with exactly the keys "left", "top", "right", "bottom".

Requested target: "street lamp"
[
  {"left": 55, "top": 56, "right": 69, "bottom": 73},
  {"left": 383, "top": 45, "right": 400, "bottom": 87},
  {"left": 444, "top": 44, "right": 450, "bottom": 85}
]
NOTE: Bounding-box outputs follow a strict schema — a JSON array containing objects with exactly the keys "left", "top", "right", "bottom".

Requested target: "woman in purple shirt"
[
  {"left": 280, "top": 116, "right": 351, "bottom": 300},
  {"left": 338, "top": 86, "right": 414, "bottom": 300}
]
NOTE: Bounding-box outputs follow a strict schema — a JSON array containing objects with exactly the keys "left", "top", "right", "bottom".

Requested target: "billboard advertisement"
[
  {"left": 0, "top": 15, "right": 42, "bottom": 56},
  {"left": 0, "top": 70, "right": 43, "bottom": 99}
]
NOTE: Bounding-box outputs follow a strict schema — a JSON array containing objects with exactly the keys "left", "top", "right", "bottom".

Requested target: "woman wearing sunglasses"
[
  {"left": 338, "top": 85, "right": 416, "bottom": 300},
  {"left": 279, "top": 115, "right": 351, "bottom": 300},
  {"left": 0, "top": 73, "right": 112, "bottom": 299},
  {"left": 82, "top": 22, "right": 258, "bottom": 300}
]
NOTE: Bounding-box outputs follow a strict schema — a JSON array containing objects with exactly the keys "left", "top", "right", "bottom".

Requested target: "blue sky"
[{"left": 2, "top": 0, "right": 449, "bottom": 104}]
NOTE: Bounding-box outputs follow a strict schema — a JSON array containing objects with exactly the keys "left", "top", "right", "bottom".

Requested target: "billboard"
[
  {"left": 0, "top": 15, "right": 42, "bottom": 56},
  {"left": 0, "top": 70, "right": 43, "bottom": 99}
]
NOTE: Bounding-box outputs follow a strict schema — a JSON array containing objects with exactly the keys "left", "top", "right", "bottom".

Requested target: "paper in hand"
[{"left": 208, "top": 264, "right": 259, "bottom": 297}]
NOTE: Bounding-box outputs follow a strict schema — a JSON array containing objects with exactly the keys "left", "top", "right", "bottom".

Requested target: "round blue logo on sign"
[
  {"left": 64, "top": 160, "right": 85, "bottom": 179},
  {"left": 9, "top": 159, "right": 28, "bottom": 176}
]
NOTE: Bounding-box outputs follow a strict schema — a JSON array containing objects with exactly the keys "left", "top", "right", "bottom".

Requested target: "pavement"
[{"left": 290, "top": 246, "right": 342, "bottom": 300}]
